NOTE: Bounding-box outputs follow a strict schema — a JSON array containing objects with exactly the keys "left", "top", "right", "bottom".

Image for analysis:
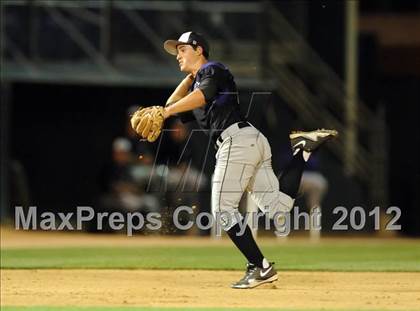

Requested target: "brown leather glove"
[{"left": 130, "top": 106, "right": 165, "bottom": 142}]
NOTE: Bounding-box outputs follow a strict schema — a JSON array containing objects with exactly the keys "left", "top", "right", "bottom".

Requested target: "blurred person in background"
[
  {"left": 92, "top": 133, "right": 160, "bottom": 233},
  {"left": 298, "top": 155, "right": 328, "bottom": 236},
  {"left": 158, "top": 119, "right": 208, "bottom": 235},
  {"left": 299, "top": 155, "right": 328, "bottom": 214},
  {"left": 278, "top": 145, "right": 328, "bottom": 238}
]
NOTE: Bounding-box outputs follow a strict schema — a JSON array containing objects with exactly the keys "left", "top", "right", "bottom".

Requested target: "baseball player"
[{"left": 131, "top": 31, "right": 337, "bottom": 289}]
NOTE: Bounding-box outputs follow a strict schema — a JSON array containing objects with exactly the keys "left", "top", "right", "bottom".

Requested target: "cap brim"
[{"left": 163, "top": 40, "right": 185, "bottom": 55}]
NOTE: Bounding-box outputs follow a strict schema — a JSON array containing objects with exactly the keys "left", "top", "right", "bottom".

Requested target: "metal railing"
[
  {"left": 1, "top": 1, "right": 386, "bottom": 200},
  {"left": 266, "top": 3, "right": 383, "bottom": 188},
  {"left": 1, "top": 0, "right": 264, "bottom": 85}
]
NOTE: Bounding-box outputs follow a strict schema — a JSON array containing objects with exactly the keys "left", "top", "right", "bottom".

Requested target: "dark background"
[{"left": 3, "top": 0, "right": 420, "bottom": 235}]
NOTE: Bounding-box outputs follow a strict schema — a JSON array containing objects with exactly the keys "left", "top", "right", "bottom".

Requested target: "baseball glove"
[{"left": 130, "top": 106, "right": 165, "bottom": 142}]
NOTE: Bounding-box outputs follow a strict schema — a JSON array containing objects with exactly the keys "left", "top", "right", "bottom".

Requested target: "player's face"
[{"left": 176, "top": 44, "right": 199, "bottom": 73}]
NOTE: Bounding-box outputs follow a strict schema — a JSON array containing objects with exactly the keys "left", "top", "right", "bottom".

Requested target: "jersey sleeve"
[{"left": 197, "top": 66, "right": 220, "bottom": 103}]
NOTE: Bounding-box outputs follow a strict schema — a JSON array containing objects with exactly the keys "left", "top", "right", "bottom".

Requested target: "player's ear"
[{"left": 196, "top": 46, "right": 203, "bottom": 56}]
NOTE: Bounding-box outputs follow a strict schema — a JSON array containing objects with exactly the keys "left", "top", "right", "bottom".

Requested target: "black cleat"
[
  {"left": 290, "top": 129, "right": 338, "bottom": 153},
  {"left": 231, "top": 262, "right": 278, "bottom": 289}
]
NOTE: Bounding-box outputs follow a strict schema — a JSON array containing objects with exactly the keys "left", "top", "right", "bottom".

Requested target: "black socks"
[
  {"left": 225, "top": 150, "right": 308, "bottom": 268},
  {"left": 226, "top": 223, "right": 265, "bottom": 268},
  {"left": 279, "top": 149, "right": 306, "bottom": 198}
]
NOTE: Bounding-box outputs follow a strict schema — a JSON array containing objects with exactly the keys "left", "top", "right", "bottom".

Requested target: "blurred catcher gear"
[
  {"left": 130, "top": 106, "right": 165, "bottom": 142},
  {"left": 290, "top": 129, "right": 338, "bottom": 153}
]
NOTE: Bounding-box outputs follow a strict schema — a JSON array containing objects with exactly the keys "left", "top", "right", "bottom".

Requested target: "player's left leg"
[
  {"left": 212, "top": 160, "right": 277, "bottom": 289},
  {"left": 212, "top": 128, "right": 277, "bottom": 289}
]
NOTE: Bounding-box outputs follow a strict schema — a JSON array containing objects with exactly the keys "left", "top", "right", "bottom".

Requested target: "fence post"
[{"left": 259, "top": 1, "right": 270, "bottom": 79}]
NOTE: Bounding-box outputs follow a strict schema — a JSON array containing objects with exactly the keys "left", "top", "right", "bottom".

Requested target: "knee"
[
  {"left": 213, "top": 208, "right": 242, "bottom": 231},
  {"left": 255, "top": 191, "right": 295, "bottom": 218}
]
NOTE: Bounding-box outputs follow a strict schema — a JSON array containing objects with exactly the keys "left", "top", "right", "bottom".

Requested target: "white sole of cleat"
[
  {"left": 231, "top": 274, "right": 278, "bottom": 289},
  {"left": 289, "top": 129, "right": 338, "bottom": 141}
]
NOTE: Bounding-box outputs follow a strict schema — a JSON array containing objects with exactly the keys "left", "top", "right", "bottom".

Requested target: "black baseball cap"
[{"left": 164, "top": 31, "right": 210, "bottom": 57}]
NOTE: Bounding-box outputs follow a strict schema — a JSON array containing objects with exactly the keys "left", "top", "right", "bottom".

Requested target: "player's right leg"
[
  {"left": 289, "top": 129, "right": 338, "bottom": 153},
  {"left": 279, "top": 129, "right": 338, "bottom": 198},
  {"left": 249, "top": 129, "right": 337, "bottom": 221}
]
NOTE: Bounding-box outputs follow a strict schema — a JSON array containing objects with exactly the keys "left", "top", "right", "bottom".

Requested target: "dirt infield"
[{"left": 1, "top": 269, "right": 419, "bottom": 310}]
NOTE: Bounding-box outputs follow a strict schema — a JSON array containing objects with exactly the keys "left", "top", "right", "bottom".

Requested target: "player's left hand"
[{"left": 130, "top": 106, "right": 166, "bottom": 142}]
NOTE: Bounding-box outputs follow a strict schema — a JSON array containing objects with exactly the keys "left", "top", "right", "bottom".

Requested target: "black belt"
[{"left": 216, "top": 121, "right": 250, "bottom": 147}]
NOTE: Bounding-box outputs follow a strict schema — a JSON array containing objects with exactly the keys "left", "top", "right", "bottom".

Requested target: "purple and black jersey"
[{"left": 179, "top": 61, "right": 245, "bottom": 142}]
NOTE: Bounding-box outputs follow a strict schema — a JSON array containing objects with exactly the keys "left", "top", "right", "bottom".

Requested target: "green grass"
[{"left": 2, "top": 242, "right": 420, "bottom": 271}]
